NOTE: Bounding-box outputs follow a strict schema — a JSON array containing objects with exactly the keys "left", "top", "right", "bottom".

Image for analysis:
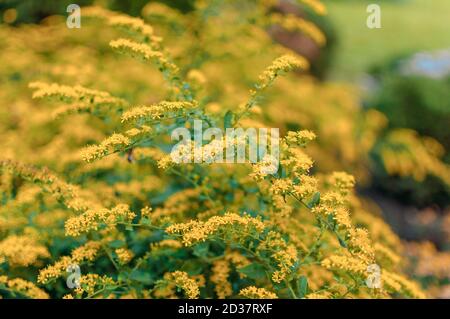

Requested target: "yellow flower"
[
  {"left": 38, "top": 241, "right": 101, "bottom": 284},
  {"left": 328, "top": 172, "right": 356, "bottom": 195},
  {"left": 269, "top": 13, "right": 326, "bottom": 46},
  {"left": 211, "top": 260, "right": 232, "bottom": 299},
  {"left": 0, "top": 235, "right": 49, "bottom": 267},
  {"left": 253, "top": 55, "right": 309, "bottom": 95},
  {"left": 115, "top": 248, "right": 134, "bottom": 265},
  {"left": 65, "top": 204, "right": 136, "bottom": 237},
  {"left": 121, "top": 101, "right": 198, "bottom": 122},
  {"left": 239, "top": 286, "right": 278, "bottom": 299},
  {"left": 300, "top": 0, "right": 327, "bottom": 15},
  {"left": 110, "top": 38, "right": 178, "bottom": 73},
  {"left": 0, "top": 276, "right": 49, "bottom": 299},
  {"left": 166, "top": 212, "right": 265, "bottom": 246},
  {"left": 163, "top": 271, "right": 200, "bottom": 299},
  {"left": 321, "top": 254, "right": 368, "bottom": 276},
  {"left": 80, "top": 133, "right": 131, "bottom": 163}
]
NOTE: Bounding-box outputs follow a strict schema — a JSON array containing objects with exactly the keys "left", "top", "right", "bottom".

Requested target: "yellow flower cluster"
[
  {"left": 29, "top": 82, "right": 126, "bottom": 107},
  {"left": 373, "top": 243, "right": 401, "bottom": 266},
  {"left": 0, "top": 276, "right": 49, "bottom": 299},
  {"left": 77, "top": 274, "right": 115, "bottom": 297},
  {"left": 300, "top": 0, "right": 327, "bottom": 15},
  {"left": 196, "top": 253, "right": 242, "bottom": 300},
  {"left": 210, "top": 260, "right": 232, "bottom": 299},
  {"left": 150, "top": 239, "right": 183, "bottom": 250},
  {"left": 382, "top": 270, "right": 426, "bottom": 299},
  {"left": 0, "top": 160, "right": 97, "bottom": 212},
  {"left": 0, "top": 235, "right": 49, "bottom": 267},
  {"left": 258, "top": 231, "right": 298, "bottom": 283},
  {"left": 239, "top": 286, "right": 278, "bottom": 299},
  {"left": 250, "top": 154, "right": 280, "bottom": 181},
  {"left": 380, "top": 129, "right": 450, "bottom": 185},
  {"left": 141, "top": 2, "right": 183, "bottom": 22},
  {"left": 65, "top": 204, "right": 136, "bottom": 237},
  {"left": 285, "top": 130, "right": 317, "bottom": 147},
  {"left": 305, "top": 291, "right": 331, "bottom": 299},
  {"left": 121, "top": 101, "right": 198, "bottom": 122},
  {"left": 292, "top": 175, "right": 318, "bottom": 200},
  {"left": 280, "top": 148, "right": 314, "bottom": 177},
  {"left": 80, "top": 134, "right": 131, "bottom": 163},
  {"left": 166, "top": 213, "right": 265, "bottom": 246},
  {"left": 328, "top": 171, "right": 356, "bottom": 195},
  {"left": 163, "top": 271, "right": 200, "bottom": 299},
  {"left": 83, "top": 6, "right": 161, "bottom": 45},
  {"left": 110, "top": 38, "right": 178, "bottom": 73},
  {"left": 269, "top": 13, "right": 326, "bottom": 46},
  {"left": 38, "top": 241, "right": 101, "bottom": 284},
  {"left": 109, "top": 16, "right": 154, "bottom": 39},
  {"left": 253, "top": 55, "right": 309, "bottom": 95},
  {"left": 321, "top": 254, "right": 367, "bottom": 276},
  {"left": 115, "top": 248, "right": 134, "bottom": 265},
  {"left": 347, "top": 228, "right": 375, "bottom": 263}
]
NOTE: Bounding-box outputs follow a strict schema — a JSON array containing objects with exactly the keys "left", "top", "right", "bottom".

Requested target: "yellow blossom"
[
  {"left": 239, "top": 286, "right": 277, "bottom": 299},
  {"left": 163, "top": 271, "right": 200, "bottom": 299}
]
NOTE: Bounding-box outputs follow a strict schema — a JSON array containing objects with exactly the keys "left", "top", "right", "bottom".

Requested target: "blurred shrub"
[
  {"left": 367, "top": 52, "right": 450, "bottom": 208},
  {"left": 369, "top": 68, "right": 450, "bottom": 152}
]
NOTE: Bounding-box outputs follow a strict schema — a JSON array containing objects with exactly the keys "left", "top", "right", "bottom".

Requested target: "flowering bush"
[{"left": 0, "top": 1, "right": 427, "bottom": 299}]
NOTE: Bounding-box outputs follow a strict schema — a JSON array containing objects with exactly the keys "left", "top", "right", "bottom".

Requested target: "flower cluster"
[
  {"left": 38, "top": 241, "right": 101, "bottom": 284},
  {"left": 0, "top": 276, "right": 49, "bottom": 299},
  {"left": 0, "top": 235, "right": 49, "bottom": 267},
  {"left": 64, "top": 204, "right": 136, "bottom": 237},
  {"left": 163, "top": 271, "right": 200, "bottom": 299},
  {"left": 121, "top": 101, "right": 198, "bottom": 122},
  {"left": 269, "top": 13, "right": 326, "bottom": 46},
  {"left": 253, "top": 55, "right": 309, "bottom": 95},
  {"left": 166, "top": 212, "right": 265, "bottom": 246},
  {"left": 239, "top": 286, "right": 278, "bottom": 299}
]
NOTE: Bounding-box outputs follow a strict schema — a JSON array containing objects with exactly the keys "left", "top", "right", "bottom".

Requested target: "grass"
[{"left": 323, "top": 0, "right": 450, "bottom": 80}]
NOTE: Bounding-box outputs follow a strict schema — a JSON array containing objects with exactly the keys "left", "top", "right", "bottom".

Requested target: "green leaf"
[
  {"left": 180, "top": 260, "right": 204, "bottom": 275},
  {"left": 297, "top": 276, "right": 308, "bottom": 298},
  {"left": 192, "top": 242, "right": 209, "bottom": 258},
  {"left": 338, "top": 236, "right": 347, "bottom": 248},
  {"left": 129, "top": 270, "right": 154, "bottom": 285},
  {"left": 108, "top": 240, "right": 125, "bottom": 249},
  {"left": 237, "top": 263, "right": 266, "bottom": 280},
  {"left": 307, "top": 192, "right": 320, "bottom": 208},
  {"left": 327, "top": 214, "right": 336, "bottom": 230},
  {"left": 224, "top": 110, "right": 235, "bottom": 129}
]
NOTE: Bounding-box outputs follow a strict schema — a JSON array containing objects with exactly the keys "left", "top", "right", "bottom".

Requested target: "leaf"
[
  {"left": 237, "top": 263, "right": 266, "bottom": 280},
  {"left": 307, "top": 192, "right": 321, "bottom": 208},
  {"left": 327, "top": 214, "right": 336, "bottom": 230},
  {"left": 338, "top": 236, "right": 347, "bottom": 248},
  {"left": 224, "top": 110, "right": 235, "bottom": 129},
  {"left": 297, "top": 276, "right": 309, "bottom": 298},
  {"left": 180, "top": 260, "right": 204, "bottom": 275},
  {"left": 108, "top": 240, "right": 125, "bottom": 249},
  {"left": 129, "top": 270, "right": 154, "bottom": 285},
  {"left": 192, "top": 242, "right": 209, "bottom": 258}
]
